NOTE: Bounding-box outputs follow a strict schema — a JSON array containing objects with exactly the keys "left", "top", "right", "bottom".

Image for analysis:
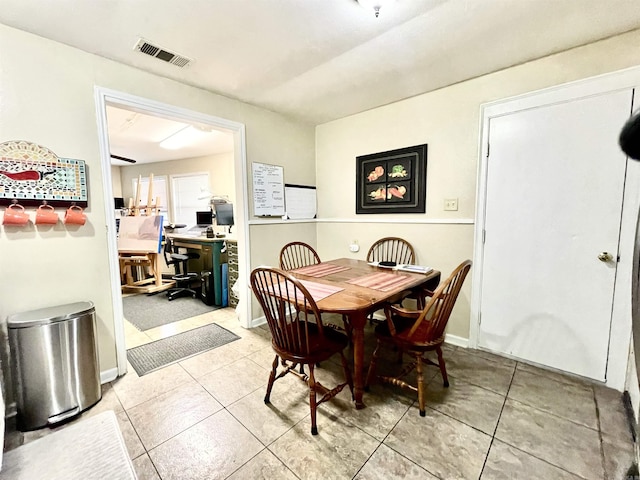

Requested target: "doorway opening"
[{"left": 94, "top": 87, "right": 251, "bottom": 378}]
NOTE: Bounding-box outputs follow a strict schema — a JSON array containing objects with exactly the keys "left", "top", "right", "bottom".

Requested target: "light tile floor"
[{"left": 5, "top": 306, "right": 637, "bottom": 479}]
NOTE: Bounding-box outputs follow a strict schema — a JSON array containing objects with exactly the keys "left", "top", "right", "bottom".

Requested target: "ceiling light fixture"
[
  {"left": 159, "top": 125, "right": 214, "bottom": 150},
  {"left": 356, "top": 0, "right": 394, "bottom": 17}
]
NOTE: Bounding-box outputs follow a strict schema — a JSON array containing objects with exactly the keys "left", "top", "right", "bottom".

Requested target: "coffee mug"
[
  {"left": 3, "top": 204, "right": 29, "bottom": 225},
  {"left": 35, "top": 204, "right": 58, "bottom": 225},
  {"left": 64, "top": 205, "right": 86, "bottom": 225}
]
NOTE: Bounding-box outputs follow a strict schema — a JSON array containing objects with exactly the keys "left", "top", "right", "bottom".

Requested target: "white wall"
[
  {"left": 316, "top": 28, "right": 640, "bottom": 341},
  {"left": 0, "top": 24, "right": 315, "bottom": 399}
]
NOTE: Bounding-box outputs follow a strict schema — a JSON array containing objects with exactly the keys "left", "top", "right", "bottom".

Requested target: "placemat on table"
[
  {"left": 292, "top": 263, "right": 350, "bottom": 277},
  {"left": 346, "top": 272, "right": 415, "bottom": 292}
]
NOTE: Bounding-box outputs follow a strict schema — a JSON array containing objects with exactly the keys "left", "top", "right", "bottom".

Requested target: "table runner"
[
  {"left": 292, "top": 262, "right": 350, "bottom": 277},
  {"left": 347, "top": 272, "right": 416, "bottom": 292}
]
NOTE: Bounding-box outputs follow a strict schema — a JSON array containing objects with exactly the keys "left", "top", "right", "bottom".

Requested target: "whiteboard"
[
  {"left": 285, "top": 184, "right": 316, "bottom": 219},
  {"left": 252, "top": 162, "right": 285, "bottom": 216}
]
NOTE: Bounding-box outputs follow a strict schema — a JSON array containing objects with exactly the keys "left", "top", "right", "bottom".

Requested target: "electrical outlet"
[
  {"left": 444, "top": 198, "right": 458, "bottom": 211},
  {"left": 349, "top": 241, "right": 360, "bottom": 252}
]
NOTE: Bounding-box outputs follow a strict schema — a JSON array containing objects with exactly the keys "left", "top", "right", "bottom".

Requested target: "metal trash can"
[{"left": 8, "top": 301, "right": 101, "bottom": 430}]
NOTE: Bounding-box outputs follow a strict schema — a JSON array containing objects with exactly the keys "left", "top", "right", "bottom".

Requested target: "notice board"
[
  {"left": 284, "top": 184, "right": 317, "bottom": 219},
  {"left": 252, "top": 162, "right": 285, "bottom": 216}
]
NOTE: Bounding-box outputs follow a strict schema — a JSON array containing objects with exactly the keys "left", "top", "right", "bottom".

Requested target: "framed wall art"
[
  {"left": 356, "top": 143, "right": 427, "bottom": 214},
  {"left": 0, "top": 140, "right": 88, "bottom": 207}
]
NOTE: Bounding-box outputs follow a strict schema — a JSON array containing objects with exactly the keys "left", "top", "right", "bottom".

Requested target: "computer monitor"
[
  {"left": 196, "top": 210, "right": 213, "bottom": 227},
  {"left": 214, "top": 203, "right": 234, "bottom": 233}
]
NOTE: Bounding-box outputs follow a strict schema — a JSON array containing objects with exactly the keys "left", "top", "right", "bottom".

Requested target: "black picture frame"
[{"left": 356, "top": 144, "right": 427, "bottom": 214}]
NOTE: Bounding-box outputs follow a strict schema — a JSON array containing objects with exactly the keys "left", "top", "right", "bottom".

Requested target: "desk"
[
  {"left": 167, "top": 234, "right": 227, "bottom": 305},
  {"left": 289, "top": 258, "right": 440, "bottom": 409}
]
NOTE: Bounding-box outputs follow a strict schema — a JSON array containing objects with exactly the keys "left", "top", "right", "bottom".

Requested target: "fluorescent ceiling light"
[{"left": 159, "top": 125, "right": 214, "bottom": 150}]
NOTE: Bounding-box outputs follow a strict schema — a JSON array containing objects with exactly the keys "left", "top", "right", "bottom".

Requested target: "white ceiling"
[
  {"left": 106, "top": 105, "right": 234, "bottom": 165},
  {"left": 2, "top": 0, "right": 640, "bottom": 162}
]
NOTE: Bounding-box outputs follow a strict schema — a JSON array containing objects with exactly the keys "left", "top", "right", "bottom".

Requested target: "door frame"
[
  {"left": 94, "top": 87, "right": 251, "bottom": 378},
  {"left": 470, "top": 65, "right": 640, "bottom": 390}
]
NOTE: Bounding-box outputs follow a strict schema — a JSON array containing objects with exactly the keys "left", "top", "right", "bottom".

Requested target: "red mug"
[
  {"left": 64, "top": 205, "right": 86, "bottom": 225},
  {"left": 3, "top": 204, "right": 29, "bottom": 225},
  {"left": 35, "top": 204, "right": 58, "bottom": 225}
]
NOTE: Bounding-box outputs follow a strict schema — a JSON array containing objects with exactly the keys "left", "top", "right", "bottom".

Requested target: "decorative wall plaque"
[{"left": 0, "top": 141, "right": 88, "bottom": 207}]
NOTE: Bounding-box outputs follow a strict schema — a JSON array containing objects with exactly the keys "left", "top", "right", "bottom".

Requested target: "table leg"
[{"left": 349, "top": 311, "right": 368, "bottom": 409}]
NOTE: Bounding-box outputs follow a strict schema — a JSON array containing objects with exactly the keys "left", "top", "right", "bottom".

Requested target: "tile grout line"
[
  {"left": 478, "top": 362, "right": 515, "bottom": 479},
  {"left": 378, "top": 401, "right": 446, "bottom": 479},
  {"left": 479, "top": 363, "right": 593, "bottom": 480},
  {"left": 593, "top": 386, "right": 610, "bottom": 480}
]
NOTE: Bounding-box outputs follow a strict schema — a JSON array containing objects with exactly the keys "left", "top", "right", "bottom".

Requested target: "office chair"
[{"left": 163, "top": 236, "right": 201, "bottom": 301}]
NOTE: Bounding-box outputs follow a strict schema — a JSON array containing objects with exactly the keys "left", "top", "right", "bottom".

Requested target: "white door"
[{"left": 478, "top": 89, "right": 632, "bottom": 381}]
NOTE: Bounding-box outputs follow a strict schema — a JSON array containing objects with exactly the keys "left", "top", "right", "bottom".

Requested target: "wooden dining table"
[{"left": 288, "top": 257, "right": 441, "bottom": 409}]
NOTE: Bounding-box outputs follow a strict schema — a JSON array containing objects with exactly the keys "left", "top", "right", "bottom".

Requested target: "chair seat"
[
  {"left": 374, "top": 316, "right": 443, "bottom": 350},
  {"left": 274, "top": 322, "right": 349, "bottom": 364}
]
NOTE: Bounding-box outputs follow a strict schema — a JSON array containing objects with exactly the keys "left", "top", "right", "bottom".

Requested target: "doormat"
[
  {"left": 126, "top": 323, "right": 240, "bottom": 376},
  {"left": 122, "top": 293, "right": 221, "bottom": 331}
]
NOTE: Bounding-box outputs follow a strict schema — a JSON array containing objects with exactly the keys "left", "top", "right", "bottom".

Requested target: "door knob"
[{"left": 598, "top": 252, "right": 613, "bottom": 262}]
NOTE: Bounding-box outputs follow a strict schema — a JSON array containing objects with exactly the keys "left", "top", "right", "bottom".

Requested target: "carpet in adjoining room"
[
  {"left": 122, "top": 293, "right": 221, "bottom": 331},
  {"left": 127, "top": 323, "right": 240, "bottom": 376}
]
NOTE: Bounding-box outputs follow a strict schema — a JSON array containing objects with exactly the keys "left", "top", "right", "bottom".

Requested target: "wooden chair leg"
[
  {"left": 264, "top": 355, "right": 279, "bottom": 404},
  {"left": 365, "top": 341, "right": 381, "bottom": 391},
  {"left": 308, "top": 364, "right": 318, "bottom": 435},
  {"left": 340, "top": 351, "right": 354, "bottom": 400},
  {"left": 436, "top": 346, "right": 449, "bottom": 387},
  {"left": 416, "top": 354, "right": 426, "bottom": 417}
]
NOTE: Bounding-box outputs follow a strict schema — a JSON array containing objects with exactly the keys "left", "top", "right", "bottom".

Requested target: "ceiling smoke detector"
[{"left": 133, "top": 38, "right": 192, "bottom": 68}]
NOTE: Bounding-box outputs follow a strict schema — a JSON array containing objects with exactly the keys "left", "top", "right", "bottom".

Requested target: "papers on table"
[{"left": 367, "top": 262, "right": 433, "bottom": 274}]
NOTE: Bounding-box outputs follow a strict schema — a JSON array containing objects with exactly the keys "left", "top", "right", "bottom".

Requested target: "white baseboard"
[
  {"left": 100, "top": 367, "right": 119, "bottom": 384},
  {"left": 444, "top": 333, "right": 469, "bottom": 348},
  {"left": 249, "top": 315, "right": 267, "bottom": 328}
]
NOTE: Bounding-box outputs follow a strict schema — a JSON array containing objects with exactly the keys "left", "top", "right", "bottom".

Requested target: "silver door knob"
[{"left": 598, "top": 252, "right": 612, "bottom": 262}]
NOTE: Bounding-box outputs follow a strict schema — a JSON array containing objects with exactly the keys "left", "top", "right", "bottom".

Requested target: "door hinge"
[
  {"left": 482, "top": 229, "right": 486, "bottom": 244},
  {"left": 486, "top": 143, "right": 490, "bottom": 158}
]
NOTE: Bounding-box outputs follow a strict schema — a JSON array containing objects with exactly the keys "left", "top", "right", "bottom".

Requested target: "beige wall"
[
  {"left": 0, "top": 24, "right": 315, "bottom": 395},
  {"left": 316, "top": 28, "right": 640, "bottom": 339}
]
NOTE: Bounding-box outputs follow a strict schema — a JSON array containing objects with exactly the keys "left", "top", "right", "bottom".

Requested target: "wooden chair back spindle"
[
  {"left": 279, "top": 241, "right": 321, "bottom": 271},
  {"left": 367, "top": 237, "right": 416, "bottom": 265}
]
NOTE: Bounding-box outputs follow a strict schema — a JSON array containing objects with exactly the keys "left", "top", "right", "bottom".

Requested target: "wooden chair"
[
  {"left": 250, "top": 267, "right": 354, "bottom": 435},
  {"left": 365, "top": 260, "right": 472, "bottom": 416},
  {"left": 366, "top": 237, "right": 427, "bottom": 321},
  {"left": 280, "top": 241, "right": 352, "bottom": 343},
  {"left": 279, "top": 241, "right": 321, "bottom": 270},
  {"left": 366, "top": 237, "right": 416, "bottom": 266}
]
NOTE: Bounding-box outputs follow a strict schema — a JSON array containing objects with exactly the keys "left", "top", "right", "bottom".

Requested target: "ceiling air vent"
[{"left": 133, "top": 38, "right": 192, "bottom": 68}]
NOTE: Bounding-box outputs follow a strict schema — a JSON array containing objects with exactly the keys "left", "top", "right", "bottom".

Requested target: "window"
[
  {"left": 171, "top": 173, "right": 210, "bottom": 226},
  {"left": 131, "top": 176, "right": 168, "bottom": 216}
]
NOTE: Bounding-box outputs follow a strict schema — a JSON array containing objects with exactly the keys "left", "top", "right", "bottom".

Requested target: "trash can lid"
[{"left": 8, "top": 301, "right": 95, "bottom": 328}]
